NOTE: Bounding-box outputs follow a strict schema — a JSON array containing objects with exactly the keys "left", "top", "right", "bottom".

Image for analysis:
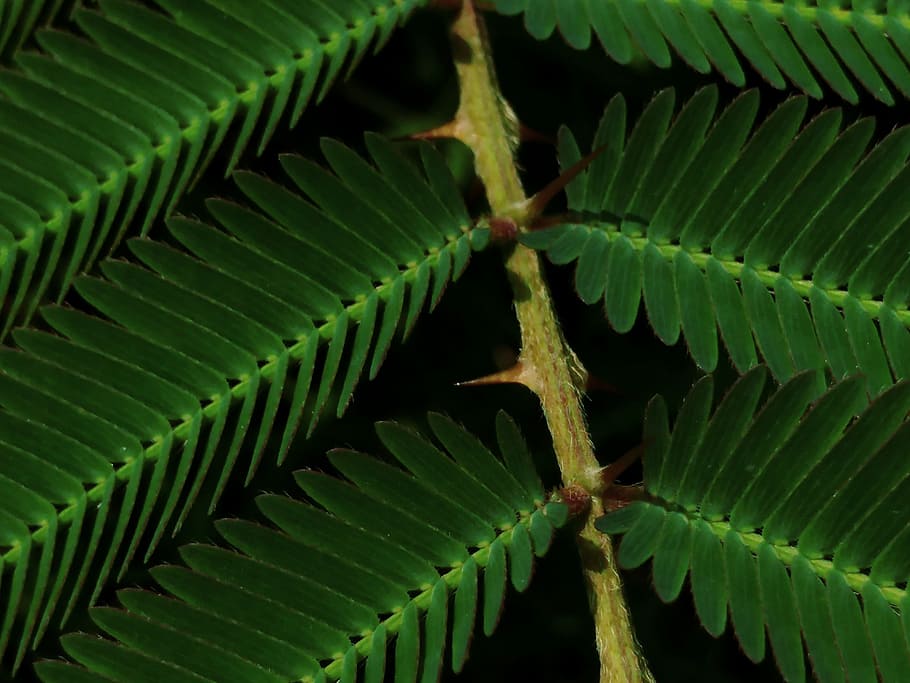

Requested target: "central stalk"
[{"left": 446, "top": 3, "right": 653, "bottom": 682}]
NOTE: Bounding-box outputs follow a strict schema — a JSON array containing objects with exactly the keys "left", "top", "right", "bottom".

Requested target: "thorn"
[
  {"left": 456, "top": 359, "right": 541, "bottom": 393},
  {"left": 409, "top": 121, "right": 550, "bottom": 149},
  {"left": 599, "top": 441, "right": 647, "bottom": 489},
  {"left": 527, "top": 213, "right": 572, "bottom": 232},
  {"left": 602, "top": 485, "right": 646, "bottom": 513},
  {"left": 585, "top": 374, "right": 621, "bottom": 395},
  {"left": 518, "top": 124, "right": 555, "bottom": 146},
  {"left": 408, "top": 119, "right": 464, "bottom": 141},
  {"left": 514, "top": 144, "right": 609, "bottom": 221}
]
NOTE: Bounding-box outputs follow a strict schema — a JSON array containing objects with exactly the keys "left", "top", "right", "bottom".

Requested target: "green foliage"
[
  {"left": 33, "top": 413, "right": 566, "bottom": 683},
  {"left": 0, "top": 0, "right": 82, "bottom": 60},
  {"left": 493, "top": 0, "right": 910, "bottom": 103},
  {"left": 598, "top": 367, "right": 910, "bottom": 682},
  {"left": 0, "top": 135, "right": 485, "bottom": 674},
  {"left": 0, "top": 0, "right": 426, "bottom": 337},
  {"left": 525, "top": 85, "right": 910, "bottom": 395},
  {"left": 1, "top": 0, "right": 910, "bottom": 682}
]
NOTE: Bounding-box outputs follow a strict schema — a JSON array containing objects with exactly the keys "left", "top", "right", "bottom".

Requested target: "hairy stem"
[{"left": 448, "top": 3, "right": 652, "bottom": 681}]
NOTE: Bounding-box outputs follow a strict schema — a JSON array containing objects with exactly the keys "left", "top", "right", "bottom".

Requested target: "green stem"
[{"left": 448, "top": 3, "right": 652, "bottom": 681}]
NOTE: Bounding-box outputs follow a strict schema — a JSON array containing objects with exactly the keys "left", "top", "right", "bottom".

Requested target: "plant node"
[
  {"left": 558, "top": 483, "right": 592, "bottom": 519},
  {"left": 488, "top": 215, "right": 519, "bottom": 242}
]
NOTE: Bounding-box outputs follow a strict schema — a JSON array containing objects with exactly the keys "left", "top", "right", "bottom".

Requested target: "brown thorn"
[
  {"left": 408, "top": 119, "right": 464, "bottom": 141},
  {"left": 557, "top": 484, "right": 592, "bottom": 519},
  {"left": 527, "top": 213, "right": 572, "bottom": 232},
  {"left": 585, "top": 374, "right": 622, "bottom": 395},
  {"left": 456, "top": 359, "right": 541, "bottom": 393},
  {"left": 409, "top": 121, "right": 550, "bottom": 147},
  {"left": 520, "top": 144, "right": 609, "bottom": 221},
  {"left": 599, "top": 440, "right": 647, "bottom": 489},
  {"left": 602, "top": 485, "right": 646, "bottom": 513},
  {"left": 518, "top": 124, "right": 555, "bottom": 146}
]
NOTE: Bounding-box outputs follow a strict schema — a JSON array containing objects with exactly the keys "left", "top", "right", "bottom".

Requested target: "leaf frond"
[
  {"left": 0, "top": 0, "right": 427, "bottom": 337},
  {"left": 33, "top": 413, "right": 568, "bottom": 683},
  {"left": 526, "top": 86, "right": 910, "bottom": 394},
  {"left": 0, "top": 137, "right": 487, "bottom": 674},
  {"left": 0, "top": 0, "right": 81, "bottom": 60},
  {"left": 598, "top": 367, "right": 910, "bottom": 683},
  {"left": 493, "top": 0, "right": 910, "bottom": 104}
]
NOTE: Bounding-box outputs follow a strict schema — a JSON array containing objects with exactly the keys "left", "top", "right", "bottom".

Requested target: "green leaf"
[
  {"left": 365, "top": 625, "right": 388, "bottom": 683},
  {"left": 729, "top": 375, "right": 867, "bottom": 533},
  {"left": 598, "top": 369, "right": 910, "bottom": 682},
  {"left": 790, "top": 556, "right": 845, "bottom": 683},
  {"left": 646, "top": 0, "right": 710, "bottom": 72},
  {"left": 494, "top": 0, "right": 908, "bottom": 102},
  {"left": 0, "top": 1, "right": 77, "bottom": 60},
  {"left": 538, "top": 89, "right": 910, "bottom": 389},
  {"left": 689, "top": 521, "right": 727, "bottom": 637},
  {"left": 863, "top": 582, "right": 910, "bottom": 681},
  {"left": 655, "top": 374, "right": 713, "bottom": 502},
  {"left": 482, "top": 539, "right": 507, "bottom": 637},
  {"left": 419, "top": 580, "right": 448, "bottom": 683},
  {"left": 642, "top": 243, "right": 680, "bottom": 345},
  {"left": 42, "top": 415, "right": 559, "bottom": 683},
  {"left": 704, "top": 259, "right": 755, "bottom": 372},
  {"left": 724, "top": 530, "right": 765, "bottom": 663},
  {"left": 0, "top": 0, "right": 427, "bottom": 338},
  {"left": 652, "top": 513, "right": 693, "bottom": 602},
  {"left": 758, "top": 543, "right": 804, "bottom": 682},
  {"left": 642, "top": 394, "right": 670, "bottom": 493},
  {"left": 427, "top": 413, "right": 534, "bottom": 515},
  {"left": 615, "top": 0, "right": 671, "bottom": 67},
  {"left": 451, "top": 558, "right": 478, "bottom": 673},
  {"left": 594, "top": 501, "right": 649, "bottom": 535},
  {"left": 528, "top": 510, "right": 555, "bottom": 557},
  {"left": 604, "top": 235, "right": 642, "bottom": 333},
  {"left": 742, "top": 269, "right": 795, "bottom": 381},
  {"left": 395, "top": 603, "right": 419, "bottom": 683},
  {"left": 508, "top": 523, "right": 534, "bottom": 592},
  {"left": 495, "top": 411, "right": 546, "bottom": 504},
  {"left": 675, "top": 251, "right": 717, "bottom": 371},
  {"left": 608, "top": 89, "right": 675, "bottom": 216},
  {"left": 0, "top": 136, "right": 483, "bottom": 670},
  {"left": 574, "top": 230, "right": 610, "bottom": 304},
  {"left": 617, "top": 504, "right": 667, "bottom": 569}
]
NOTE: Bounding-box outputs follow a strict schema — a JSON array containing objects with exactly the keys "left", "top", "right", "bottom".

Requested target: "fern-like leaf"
[
  {"left": 525, "top": 87, "right": 910, "bottom": 394},
  {"left": 0, "top": 0, "right": 82, "bottom": 60},
  {"left": 0, "top": 137, "right": 488, "bottom": 674},
  {"left": 33, "top": 413, "right": 567, "bottom": 683},
  {"left": 0, "top": 0, "right": 426, "bottom": 338},
  {"left": 493, "top": 0, "right": 910, "bottom": 104},
  {"left": 598, "top": 366, "right": 910, "bottom": 682}
]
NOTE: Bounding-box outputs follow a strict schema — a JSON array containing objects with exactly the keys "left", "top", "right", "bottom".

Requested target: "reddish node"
[
  {"left": 558, "top": 484, "right": 592, "bottom": 519},
  {"left": 489, "top": 216, "right": 518, "bottom": 243}
]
